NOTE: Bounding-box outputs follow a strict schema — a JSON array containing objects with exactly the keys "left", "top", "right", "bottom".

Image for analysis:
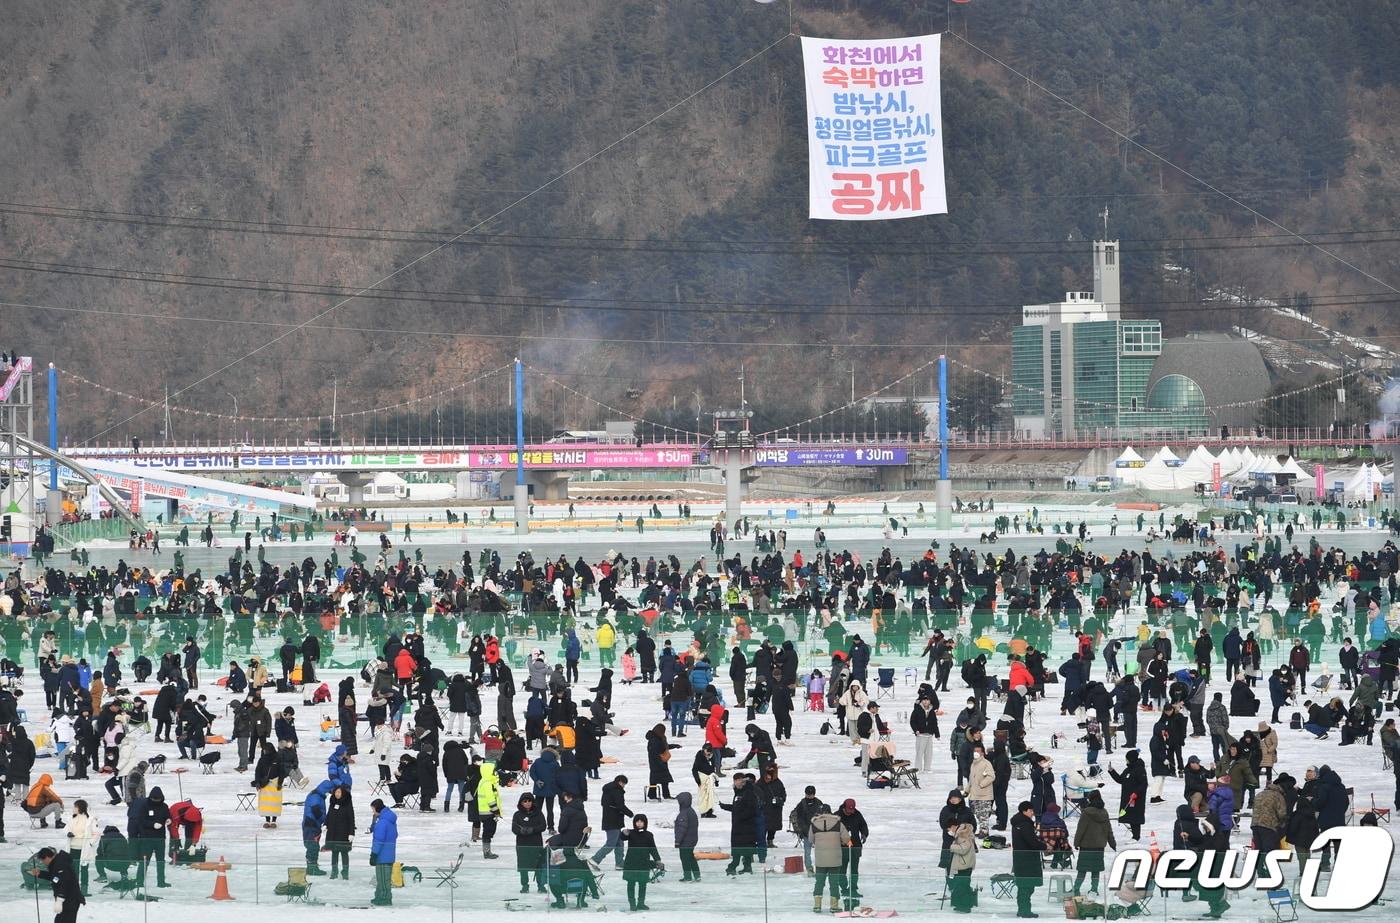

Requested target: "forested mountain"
[{"left": 2, "top": 0, "right": 1398, "bottom": 442}]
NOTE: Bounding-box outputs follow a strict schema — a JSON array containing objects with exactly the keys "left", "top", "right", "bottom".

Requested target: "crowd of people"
[{"left": 1, "top": 526, "right": 1398, "bottom": 919}]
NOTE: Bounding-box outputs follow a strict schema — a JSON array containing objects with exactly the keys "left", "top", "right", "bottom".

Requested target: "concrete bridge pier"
[
  {"left": 498, "top": 470, "right": 572, "bottom": 502},
  {"left": 876, "top": 466, "right": 910, "bottom": 492},
  {"left": 338, "top": 472, "right": 373, "bottom": 505}
]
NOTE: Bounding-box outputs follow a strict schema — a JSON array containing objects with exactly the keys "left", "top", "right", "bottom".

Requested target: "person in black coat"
[
  {"left": 1229, "top": 677, "right": 1258, "bottom": 716},
  {"left": 33, "top": 847, "right": 85, "bottom": 923},
  {"left": 838, "top": 798, "right": 869, "bottom": 900},
  {"left": 227, "top": 661, "right": 248, "bottom": 694},
  {"left": 592, "top": 776, "right": 633, "bottom": 868},
  {"left": 736, "top": 723, "right": 775, "bottom": 772},
  {"left": 721, "top": 773, "right": 760, "bottom": 875},
  {"left": 550, "top": 790, "right": 589, "bottom": 851},
  {"left": 621, "top": 814, "right": 661, "bottom": 910},
  {"left": 759, "top": 765, "right": 787, "bottom": 848},
  {"left": 938, "top": 789, "right": 975, "bottom": 871},
  {"left": 1108, "top": 749, "right": 1148, "bottom": 840},
  {"left": 635, "top": 631, "right": 658, "bottom": 684},
  {"left": 127, "top": 786, "right": 170, "bottom": 889},
  {"left": 729, "top": 647, "right": 748, "bottom": 707},
  {"left": 416, "top": 740, "right": 440, "bottom": 812},
  {"left": 323, "top": 784, "right": 356, "bottom": 879},
  {"left": 442, "top": 740, "right": 471, "bottom": 812},
  {"left": 1010, "top": 801, "right": 1042, "bottom": 917},
  {"left": 771, "top": 683, "right": 794, "bottom": 742},
  {"left": 1115, "top": 676, "right": 1140, "bottom": 748},
  {"left": 152, "top": 684, "right": 179, "bottom": 743},
  {"left": 645, "top": 725, "right": 679, "bottom": 799},
  {"left": 513, "top": 792, "right": 548, "bottom": 893},
  {"left": 1173, "top": 803, "right": 1226, "bottom": 916}
]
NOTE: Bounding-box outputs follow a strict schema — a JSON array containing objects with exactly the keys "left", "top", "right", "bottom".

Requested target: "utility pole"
[
  {"left": 739, "top": 364, "right": 746, "bottom": 410},
  {"left": 694, "top": 389, "right": 703, "bottom": 438},
  {"left": 163, "top": 386, "right": 173, "bottom": 444},
  {"left": 332, "top": 376, "right": 338, "bottom": 436}
]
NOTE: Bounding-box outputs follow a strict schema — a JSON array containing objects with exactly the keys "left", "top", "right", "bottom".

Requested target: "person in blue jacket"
[
  {"left": 302, "top": 780, "right": 334, "bottom": 876},
  {"left": 565, "top": 630, "right": 582, "bottom": 685},
  {"left": 529, "top": 746, "right": 561, "bottom": 831},
  {"left": 327, "top": 745, "right": 353, "bottom": 787},
  {"left": 369, "top": 799, "right": 398, "bottom": 906}
]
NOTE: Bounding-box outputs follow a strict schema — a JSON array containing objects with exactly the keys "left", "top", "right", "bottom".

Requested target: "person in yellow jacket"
[
  {"left": 476, "top": 761, "right": 502, "bottom": 859},
  {"left": 596, "top": 621, "right": 617, "bottom": 669}
]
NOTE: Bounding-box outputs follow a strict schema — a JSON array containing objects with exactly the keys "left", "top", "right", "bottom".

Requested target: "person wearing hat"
[
  {"left": 511, "top": 792, "right": 547, "bottom": 893},
  {"left": 1182, "top": 755, "right": 1210, "bottom": 809},
  {"left": 911, "top": 691, "right": 940, "bottom": 773},
  {"left": 856, "top": 703, "right": 888, "bottom": 775},
  {"left": 838, "top": 798, "right": 868, "bottom": 902},
  {"left": 1010, "top": 801, "right": 1042, "bottom": 917},
  {"left": 368, "top": 798, "right": 398, "bottom": 906}
]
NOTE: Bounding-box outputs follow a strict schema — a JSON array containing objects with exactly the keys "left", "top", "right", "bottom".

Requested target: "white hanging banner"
[{"left": 802, "top": 33, "right": 947, "bottom": 221}]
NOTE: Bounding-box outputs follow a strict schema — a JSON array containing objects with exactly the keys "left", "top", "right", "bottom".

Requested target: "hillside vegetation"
[{"left": 2, "top": 0, "right": 1398, "bottom": 442}]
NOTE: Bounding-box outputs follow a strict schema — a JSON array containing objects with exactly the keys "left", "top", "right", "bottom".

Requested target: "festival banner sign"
[{"left": 802, "top": 34, "right": 946, "bottom": 220}]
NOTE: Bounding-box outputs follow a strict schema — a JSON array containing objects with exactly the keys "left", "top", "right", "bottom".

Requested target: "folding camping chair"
[
  {"left": 875, "top": 668, "right": 896, "bottom": 700},
  {"left": 428, "top": 852, "right": 465, "bottom": 889},
  {"left": 1370, "top": 793, "right": 1393, "bottom": 824},
  {"left": 277, "top": 867, "right": 314, "bottom": 903},
  {"left": 1060, "top": 773, "right": 1098, "bottom": 819},
  {"left": 1268, "top": 889, "right": 1299, "bottom": 922}
]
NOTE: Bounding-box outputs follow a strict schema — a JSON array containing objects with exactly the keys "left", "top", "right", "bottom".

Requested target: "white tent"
[
  {"left": 1344, "top": 464, "right": 1379, "bottom": 499},
  {"left": 1133, "top": 455, "right": 1180, "bottom": 491},
  {"left": 1176, "top": 446, "right": 1217, "bottom": 484},
  {"left": 1217, "top": 448, "right": 1242, "bottom": 476},
  {"left": 1236, "top": 447, "right": 1258, "bottom": 474},
  {"left": 1149, "top": 446, "right": 1182, "bottom": 467},
  {"left": 1251, "top": 454, "right": 1283, "bottom": 476},
  {"left": 1115, "top": 447, "right": 1144, "bottom": 466},
  {"left": 1278, "top": 456, "right": 1310, "bottom": 481}
]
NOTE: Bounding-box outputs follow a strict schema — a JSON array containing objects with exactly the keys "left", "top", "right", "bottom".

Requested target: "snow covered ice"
[{"left": 4, "top": 512, "right": 1400, "bottom": 922}]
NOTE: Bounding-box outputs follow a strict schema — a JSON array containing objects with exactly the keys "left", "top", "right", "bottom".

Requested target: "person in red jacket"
[
  {"left": 705, "top": 705, "right": 728, "bottom": 776},
  {"left": 485, "top": 636, "right": 501, "bottom": 685},
  {"left": 394, "top": 648, "right": 417, "bottom": 700},
  {"left": 1008, "top": 658, "right": 1034, "bottom": 694},
  {"left": 167, "top": 800, "right": 203, "bottom": 858}
]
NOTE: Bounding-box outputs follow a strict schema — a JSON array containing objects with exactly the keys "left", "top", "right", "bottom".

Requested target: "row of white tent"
[{"left": 1113, "top": 445, "right": 1391, "bottom": 497}]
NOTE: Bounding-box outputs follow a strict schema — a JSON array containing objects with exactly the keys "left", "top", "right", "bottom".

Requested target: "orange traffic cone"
[
  {"left": 210, "top": 856, "right": 235, "bottom": 901},
  {"left": 1147, "top": 831, "right": 1161, "bottom": 865}
]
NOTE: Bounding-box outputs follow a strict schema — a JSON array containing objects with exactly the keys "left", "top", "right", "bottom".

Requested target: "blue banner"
[{"left": 754, "top": 447, "right": 908, "bottom": 466}]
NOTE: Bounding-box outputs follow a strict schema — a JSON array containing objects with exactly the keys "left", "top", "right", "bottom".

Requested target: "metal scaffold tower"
[{"left": 0, "top": 357, "right": 37, "bottom": 549}]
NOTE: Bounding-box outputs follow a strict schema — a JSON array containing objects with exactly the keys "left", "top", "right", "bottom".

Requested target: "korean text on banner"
[{"left": 801, "top": 34, "right": 946, "bottom": 221}]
